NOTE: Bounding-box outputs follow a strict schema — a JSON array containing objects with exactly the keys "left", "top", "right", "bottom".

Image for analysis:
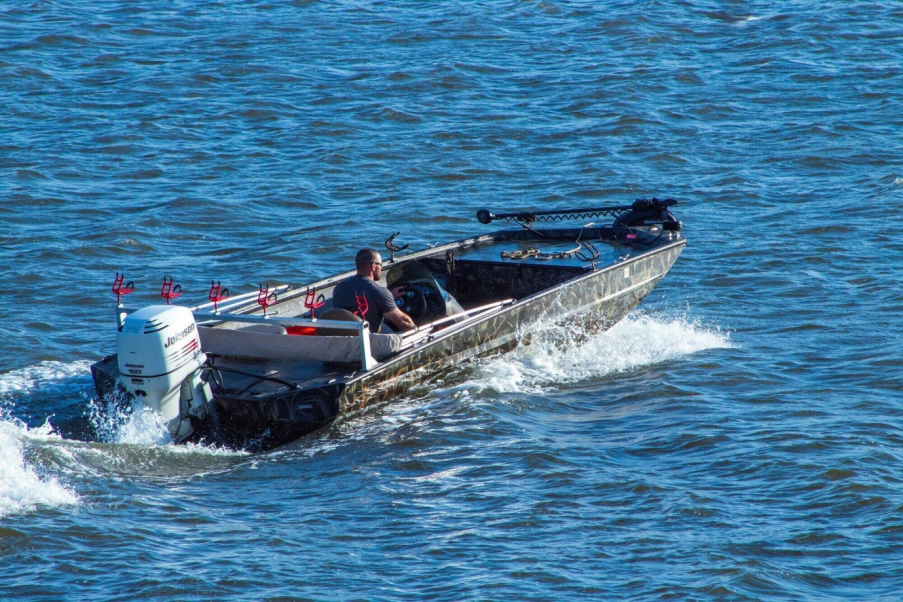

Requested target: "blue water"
[{"left": 2, "top": 1, "right": 903, "bottom": 599}]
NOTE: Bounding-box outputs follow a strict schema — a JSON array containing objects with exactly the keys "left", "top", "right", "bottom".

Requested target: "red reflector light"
[{"left": 286, "top": 326, "right": 317, "bottom": 336}]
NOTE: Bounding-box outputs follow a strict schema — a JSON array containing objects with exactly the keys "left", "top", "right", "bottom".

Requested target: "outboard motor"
[{"left": 116, "top": 305, "right": 213, "bottom": 442}]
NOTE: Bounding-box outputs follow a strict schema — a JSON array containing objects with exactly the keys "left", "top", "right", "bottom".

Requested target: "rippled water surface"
[{"left": 2, "top": 1, "right": 903, "bottom": 599}]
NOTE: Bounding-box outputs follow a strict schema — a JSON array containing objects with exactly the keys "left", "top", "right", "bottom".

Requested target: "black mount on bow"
[{"left": 477, "top": 198, "right": 680, "bottom": 230}]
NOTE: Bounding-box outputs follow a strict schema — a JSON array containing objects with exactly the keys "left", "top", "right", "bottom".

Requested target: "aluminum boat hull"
[{"left": 92, "top": 204, "right": 686, "bottom": 451}]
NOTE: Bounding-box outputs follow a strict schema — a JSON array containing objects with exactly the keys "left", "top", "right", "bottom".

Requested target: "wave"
[
  {"left": 0, "top": 360, "right": 248, "bottom": 517},
  {"left": 0, "top": 313, "right": 729, "bottom": 507},
  {"left": 317, "top": 312, "right": 732, "bottom": 451},
  {"left": 0, "top": 360, "right": 94, "bottom": 397},
  {"left": 430, "top": 312, "right": 731, "bottom": 397},
  {"left": 0, "top": 419, "right": 79, "bottom": 518}
]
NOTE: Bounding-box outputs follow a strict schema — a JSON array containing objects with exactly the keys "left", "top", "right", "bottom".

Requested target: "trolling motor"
[
  {"left": 614, "top": 198, "right": 681, "bottom": 230},
  {"left": 477, "top": 198, "right": 681, "bottom": 230}
]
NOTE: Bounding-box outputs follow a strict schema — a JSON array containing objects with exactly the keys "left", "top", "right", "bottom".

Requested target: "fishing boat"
[{"left": 91, "top": 198, "right": 686, "bottom": 450}]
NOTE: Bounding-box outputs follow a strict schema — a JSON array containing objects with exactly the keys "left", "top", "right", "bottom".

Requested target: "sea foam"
[
  {"left": 454, "top": 313, "right": 731, "bottom": 396},
  {"left": 0, "top": 360, "right": 94, "bottom": 397},
  {"left": 0, "top": 362, "right": 90, "bottom": 517},
  {"left": 0, "top": 419, "right": 79, "bottom": 518}
]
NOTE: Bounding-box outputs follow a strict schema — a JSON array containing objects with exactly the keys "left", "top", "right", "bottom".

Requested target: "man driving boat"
[{"left": 333, "top": 248, "right": 415, "bottom": 332}]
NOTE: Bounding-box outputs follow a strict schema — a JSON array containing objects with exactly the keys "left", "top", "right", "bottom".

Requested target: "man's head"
[{"left": 355, "top": 248, "right": 383, "bottom": 281}]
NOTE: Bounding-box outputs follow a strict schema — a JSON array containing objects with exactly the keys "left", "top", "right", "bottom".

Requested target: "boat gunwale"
[
  {"left": 199, "top": 226, "right": 681, "bottom": 318},
  {"left": 342, "top": 235, "right": 686, "bottom": 386},
  {"left": 194, "top": 232, "right": 686, "bottom": 390},
  {"left": 115, "top": 229, "right": 685, "bottom": 395}
]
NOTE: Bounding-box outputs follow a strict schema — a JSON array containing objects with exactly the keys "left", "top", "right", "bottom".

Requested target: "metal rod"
[
  {"left": 398, "top": 299, "right": 516, "bottom": 350},
  {"left": 400, "top": 299, "right": 515, "bottom": 339},
  {"left": 477, "top": 198, "right": 677, "bottom": 224},
  {"left": 477, "top": 205, "right": 632, "bottom": 224},
  {"left": 116, "top": 304, "right": 399, "bottom": 335},
  {"left": 192, "top": 312, "right": 363, "bottom": 330},
  {"left": 191, "top": 284, "right": 292, "bottom": 312}
]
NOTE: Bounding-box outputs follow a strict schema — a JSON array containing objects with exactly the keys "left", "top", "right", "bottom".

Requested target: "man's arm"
[{"left": 383, "top": 307, "right": 415, "bottom": 332}]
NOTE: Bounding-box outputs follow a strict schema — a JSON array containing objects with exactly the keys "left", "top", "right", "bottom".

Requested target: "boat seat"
[
  {"left": 317, "top": 308, "right": 363, "bottom": 337},
  {"left": 198, "top": 325, "right": 402, "bottom": 363}
]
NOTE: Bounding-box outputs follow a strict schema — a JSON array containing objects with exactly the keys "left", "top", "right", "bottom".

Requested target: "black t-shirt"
[{"left": 332, "top": 275, "right": 397, "bottom": 331}]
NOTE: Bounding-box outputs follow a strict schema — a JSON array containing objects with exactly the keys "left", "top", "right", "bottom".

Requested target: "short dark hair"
[{"left": 355, "top": 248, "right": 380, "bottom": 271}]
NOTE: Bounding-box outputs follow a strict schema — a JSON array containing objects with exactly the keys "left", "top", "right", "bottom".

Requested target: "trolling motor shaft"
[{"left": 477, "top": 198, "right": 678, "bottom": 226}]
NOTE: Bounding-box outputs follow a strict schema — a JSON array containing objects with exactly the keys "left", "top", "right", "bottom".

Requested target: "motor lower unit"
[{"left": 116, "top": 305, "right": 213, "bottom": 442}]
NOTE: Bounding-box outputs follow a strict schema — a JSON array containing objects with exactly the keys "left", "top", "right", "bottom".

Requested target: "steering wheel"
[{"left": 397, "top": 285, "right": 430, "bottom": 324}]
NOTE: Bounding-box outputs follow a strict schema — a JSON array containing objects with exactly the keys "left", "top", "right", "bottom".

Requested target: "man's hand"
[
  {"left": 390, "top": 286, "right": 406, "bottom": 300},
  {"left": 384, "top": 307, "right": 415, "bottom": 332}
]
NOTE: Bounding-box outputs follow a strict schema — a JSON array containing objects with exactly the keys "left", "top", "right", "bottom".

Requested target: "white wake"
[{"left": 440, "top": 312, "right": 731, "bottom": 396}]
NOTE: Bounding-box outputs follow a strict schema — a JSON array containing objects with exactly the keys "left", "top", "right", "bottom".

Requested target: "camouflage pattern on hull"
[
  {"left": 91, "top": 234, "right": 685, "bottom": 451},
  {"left": 340, "top": 240, "right": 684, "bottom": 415},
  {"left": 204, "top": 240, "right": 684, "bottom": 450},
  {"left": 203, "top": 385, "right": 341, "bottom": 450}
]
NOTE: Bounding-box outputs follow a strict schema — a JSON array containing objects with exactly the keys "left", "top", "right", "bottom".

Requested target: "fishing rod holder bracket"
[
  {"left": 257, "top": 283, "right": 278, "bottom": 316},
  {"left": 208, "top": 281, "right": 230, "bottom": 313},
  {"left": 304, "top": 287, "right": 326, "bottom": 317},
  {"left": 161, "top": 276, "right": 182, "bottom": 305},
  {"left": 112, "top": 272, "right": 135, "bottom": 305},
  {"left": 385, "top": 232, "right": 409, "bottom": 262}
]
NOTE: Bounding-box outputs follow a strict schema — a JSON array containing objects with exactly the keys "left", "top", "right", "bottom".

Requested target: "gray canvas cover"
[{"left": 198, "top": 326, "right": 403, "bottom": 363}]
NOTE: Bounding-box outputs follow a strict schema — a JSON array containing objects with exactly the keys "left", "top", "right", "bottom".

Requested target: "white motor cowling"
[{"left": 116, "top": 305, "right": 213, "bottom": 442}]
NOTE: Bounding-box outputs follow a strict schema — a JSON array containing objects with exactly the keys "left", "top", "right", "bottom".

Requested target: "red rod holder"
[
  {"left": 257, "top": 283, "right": 278, "bottom": 316},
  {"left": 112, "top": 273, "right": 135, "bottom": 304},
  {"left": 354, "top": 292, "right": 369, "bottom": 320},
  {"left": 304, "top": 287, "right": 325, "bottom": 313},
  {"left": 208, "top": 281, "right": 230, "bottom": 312},
  {"left": 161, "top": 276, "right": 182, "bottom": 305}
]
